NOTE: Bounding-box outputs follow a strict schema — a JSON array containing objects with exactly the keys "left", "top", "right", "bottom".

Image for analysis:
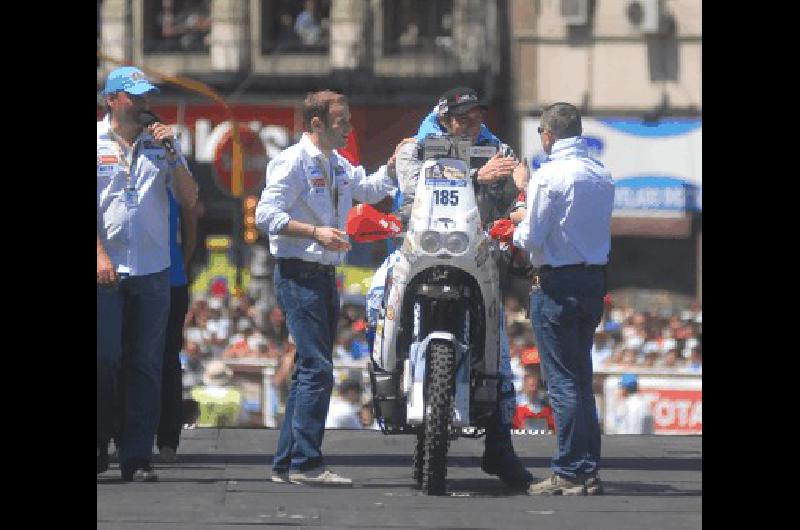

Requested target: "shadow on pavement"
[{"left": 163, "top": 453, "right": 701, "bottom": 472}]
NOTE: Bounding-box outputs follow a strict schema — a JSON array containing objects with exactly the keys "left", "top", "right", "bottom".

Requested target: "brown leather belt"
[{"left": 533, "top": 264, "right": 606, "bottom": 286}]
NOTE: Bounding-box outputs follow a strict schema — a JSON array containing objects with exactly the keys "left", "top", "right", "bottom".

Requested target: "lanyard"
[
  {"left": 109, "top": 128, "right": 143, "bottom": 191},
  {"left": 316, "top": 154, "right": 341, "bottom": 262},
  {"left": 317, "top": 154, "right": 338, "bottom": 225}
]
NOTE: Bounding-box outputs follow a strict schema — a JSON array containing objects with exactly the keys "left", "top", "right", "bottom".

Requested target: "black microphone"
[{"left": 138, "top": 110, "right": 177, "bottom": 156}]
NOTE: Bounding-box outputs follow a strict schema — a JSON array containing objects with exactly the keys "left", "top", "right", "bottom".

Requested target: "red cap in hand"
[
  {"left": 489, "top": 218, "right": 516, "bottom": 243},
  {"left": 345, "top": 203, "right": 403, "bottom": 243}
]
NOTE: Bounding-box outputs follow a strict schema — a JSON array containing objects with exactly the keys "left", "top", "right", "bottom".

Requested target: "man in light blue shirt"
[
  {"left": 257, "top": 90, "right": 398, "bottom": 486},
  {"left": 97, "top": 66, "right": 198, "bottom": 482},
  {"left": 513, "top": 102, "right": 614, "bottom": 496}
]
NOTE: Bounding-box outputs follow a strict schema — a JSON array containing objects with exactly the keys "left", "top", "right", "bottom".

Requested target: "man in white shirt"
[
  {"left": 325, "top": 378, "right": 363, "bottom": 430},
  {"left": 257, "top": 90, "right": 401, "bottom": 486},
  {"left": 513, "top": 102, "right": 614, "bottom": 496},
  {"left": 609, "top": 374, "right": 654, "bottom": 435}
]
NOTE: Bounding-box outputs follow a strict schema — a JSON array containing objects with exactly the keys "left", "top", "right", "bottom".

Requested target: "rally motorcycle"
[{"left": 368, "top": 135, "right": 504, "bottom": 495}]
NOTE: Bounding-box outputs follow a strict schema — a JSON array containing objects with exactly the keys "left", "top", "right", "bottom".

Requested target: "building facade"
[
  {"left": 98, "top": 0, "right": 702, "bottom": 303},
  {"left": 509, "top": 0, "right": 702, "bottom": 304}
]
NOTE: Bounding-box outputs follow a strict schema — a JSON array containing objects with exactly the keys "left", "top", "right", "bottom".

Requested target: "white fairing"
[{"left": 373, "top": 150, "right": 502, "bottom": 427}]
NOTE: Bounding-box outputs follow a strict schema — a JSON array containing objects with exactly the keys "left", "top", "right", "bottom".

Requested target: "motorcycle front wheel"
[{"left": 421, "top": 340, "right": 455, "bottom": 495}]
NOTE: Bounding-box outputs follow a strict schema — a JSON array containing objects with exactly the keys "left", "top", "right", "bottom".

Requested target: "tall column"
[
  {"left": 101, "top": 0, "right": 133, "bottom": 70},
  {"left": 330, "top": 0, "right": 368, "bottom": 69},
  {"left": 210, "top": 0, "right": 249, "bottom": 71}
]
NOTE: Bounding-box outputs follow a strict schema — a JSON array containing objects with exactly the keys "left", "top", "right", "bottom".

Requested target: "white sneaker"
[
  {"left": 271, "top": 471, "right": 290, "bottom": 483},
  {"left": 288, "top": 468, "right": 353, "bottom": 487}
]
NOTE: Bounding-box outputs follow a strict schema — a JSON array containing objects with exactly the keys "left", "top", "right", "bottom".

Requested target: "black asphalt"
[{"left": 97, "top": 429, "right": 701, "bottom": 529}]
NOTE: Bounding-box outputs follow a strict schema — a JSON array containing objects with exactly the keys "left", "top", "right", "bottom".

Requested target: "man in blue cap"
[
  {"left": 610, "top": 374, "right": 653, "bottom": 437},
  {"left": 97, "top": 66, "right": 198, "bottom": 481}
]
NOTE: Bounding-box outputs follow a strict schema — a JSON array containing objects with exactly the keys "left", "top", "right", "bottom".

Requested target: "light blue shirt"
[
  {"left": 97, "top": 115, "right": 187, "bottom": 276},
  {"left": 513, "top": 136, "right": 614, "bottom": 267},
  {"left": 255, "top": 133, "right": 396, "bottom": 266}
]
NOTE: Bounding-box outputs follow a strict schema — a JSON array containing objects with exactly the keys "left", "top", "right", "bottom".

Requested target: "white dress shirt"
[
  {"left": 97, "top": 115, "right": 188, "bottom": 276},
  {"left": 256, "top": 133, "right": 396, "bottom": 265},
  {"left": 513, "top": 136, "right": 615, "bottom": 267}
]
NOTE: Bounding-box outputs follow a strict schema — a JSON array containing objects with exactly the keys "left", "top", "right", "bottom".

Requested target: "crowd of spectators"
[{"left": 180, "top": 279, "right": 700, "bottom": 430}]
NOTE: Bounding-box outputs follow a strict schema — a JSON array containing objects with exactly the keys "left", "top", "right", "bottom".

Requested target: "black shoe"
[
  {"left": 481, "top": 451, "right": 534, "bottom": 490},
  {"left": 121, "top": 459, "right": 158, "bottom": 482},
  {"left": 578, "top": 472, "right": 604, "bottom": 495},
  {"left": 97, "top": 446, "right": 109, "bottom": 474}
]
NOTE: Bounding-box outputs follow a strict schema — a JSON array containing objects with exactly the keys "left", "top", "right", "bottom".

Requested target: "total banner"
[{"left": 602, "top": 375, "right": 702, "bottom": 435}]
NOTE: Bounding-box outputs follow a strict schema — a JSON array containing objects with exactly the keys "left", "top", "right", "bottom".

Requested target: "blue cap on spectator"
[
  {"left": 101, "top": 66, "right": 160, "bottom": 96},
  {"left": 619, "top": 373, "right": 638, "bottom": 391}
]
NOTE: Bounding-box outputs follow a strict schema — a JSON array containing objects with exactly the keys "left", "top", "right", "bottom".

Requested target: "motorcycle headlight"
[
  {"left": 443, "top": 232, "right": 469, "bottom": 254},
  {"left": 419, "top": 231, "right": 441, "bottom": 253}
]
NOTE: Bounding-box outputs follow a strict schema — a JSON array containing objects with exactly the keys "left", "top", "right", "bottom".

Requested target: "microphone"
[{"left": 138, "top": 110, "right": 177, "bottom": 156}]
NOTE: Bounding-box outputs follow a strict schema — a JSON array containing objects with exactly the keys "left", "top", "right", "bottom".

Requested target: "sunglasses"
[{"left": 537, "top": 126, "right": 547, "bottom": 134}]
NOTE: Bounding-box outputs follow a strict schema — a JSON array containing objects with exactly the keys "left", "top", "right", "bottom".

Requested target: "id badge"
[{"left": 124, "top": 188, "right": 138, "bottom": 208}]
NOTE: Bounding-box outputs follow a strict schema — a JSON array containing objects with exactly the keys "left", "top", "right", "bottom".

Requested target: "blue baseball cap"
[
  {"left": 619, "top": 373, "right": 638, "bottom": 391},
  {"left": 100, "top": 66, "right": 160, "bottom": 96}
]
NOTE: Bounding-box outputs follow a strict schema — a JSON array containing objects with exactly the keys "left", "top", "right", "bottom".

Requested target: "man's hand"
[
  {"left": 97, "top": 249, "right": 117, "bottom": 285},
  {"left": 148, "top": 122, "right": 177, "bottom": 158},
  {"left": 313, "top": 226, "right": 352, "bottom": 252},
  {"left": 387, "top": 138, "right": 417, "bottom": 172},
  {"left": 512, "top": 158, "right": 531, "bottom": 192},
  {"left": 477, "top": 153, "right": 518, "bottom": 183}
]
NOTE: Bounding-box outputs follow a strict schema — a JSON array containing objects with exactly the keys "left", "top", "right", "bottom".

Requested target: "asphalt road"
[{"left": 97, "top": 429, "right": 701, "bottom": 529}]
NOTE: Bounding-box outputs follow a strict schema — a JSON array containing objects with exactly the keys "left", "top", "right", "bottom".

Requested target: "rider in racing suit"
[{"left": 367, "top": 87, "right": 533, "bottom": 490}]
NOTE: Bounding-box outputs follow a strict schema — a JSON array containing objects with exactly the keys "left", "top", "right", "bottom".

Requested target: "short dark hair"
[
  {"left": 302, "top": 90, "right": 346, "bottom": 131},
  {"left": 540, "top": 102, "right": 582, "bottom": 139}
]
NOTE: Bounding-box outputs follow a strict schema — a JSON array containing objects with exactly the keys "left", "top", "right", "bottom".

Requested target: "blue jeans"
[
  {"left": 97, "top": 269, "right": 170, "bottom": 465},
  {"left": 530, "top": 267, "right": 605, "bottom": 479},
  {"left": 272, "top": 260, "right": 339, "bottom": 473}
]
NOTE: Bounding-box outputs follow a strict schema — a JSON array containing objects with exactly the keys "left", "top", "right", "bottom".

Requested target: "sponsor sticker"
[
  {"left": 98, "top": 155, "right": 119, "bottom": 165},
  {"left": 470, "top": 145, "right": 497, "bottom": 158},
  {"left": 311, "top": 178, "right": 326, "bottom": 187},
  {"left": 426, "top": 178, "right": 467, "bottom": 188},
  {"left": 442, "top": 166, "right": 466, "bottom": 180},
  {"left": 424, "top": 163, "right": 467, "bottom": 187},
  {"left": 97, "top": 165, "right": 116, "bottom": 175}
]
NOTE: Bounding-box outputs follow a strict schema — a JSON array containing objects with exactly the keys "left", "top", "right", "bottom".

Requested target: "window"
[
  {"left": 143, "top": 0, "right": 211, "bottom": 54},
  {"left": 383, "top": 0, "right": 453, "bottom": 55},
  {"left": 261, "top": 0, "right": 331, "bottom": 54}
]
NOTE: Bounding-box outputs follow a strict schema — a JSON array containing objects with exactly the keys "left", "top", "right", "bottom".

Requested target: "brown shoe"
[{"left": 528, "top": 473, "right": 586, "bottom": 496}]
